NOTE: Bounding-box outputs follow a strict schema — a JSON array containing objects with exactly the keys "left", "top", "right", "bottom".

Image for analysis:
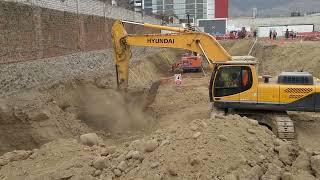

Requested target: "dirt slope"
[{"left": 252, "top": 41, "right": 320, "bottom": 77}]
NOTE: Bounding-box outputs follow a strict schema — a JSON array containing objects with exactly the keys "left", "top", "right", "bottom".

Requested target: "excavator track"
[
  {"left": 240, "top": 111, "right": 295, "bottom": 140},
  {"left": 266, "top": 112, "right": 295, "bottom": 139},
  {"left": 212, "top": 107, "right": 295, "bottom": 140}
]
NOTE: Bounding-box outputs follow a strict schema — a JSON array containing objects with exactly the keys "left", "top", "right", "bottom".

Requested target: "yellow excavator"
[{"left": 112, "top": 20, "right": 320, "bottom": 139}]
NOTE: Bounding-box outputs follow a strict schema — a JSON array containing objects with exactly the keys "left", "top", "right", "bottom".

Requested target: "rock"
[
  {"left": 200, "top": 121, "right": 208, "bottom": 128},
  {"left": 113, "top": 168, "right": 122, "bottom": 177},
  {"left": 248, "top": 119, "right": 259, "bottom": 126},
  {"left": 215, "top": 114, "right": 225, "bottom": 119},
  {"left": 131, "top": 151, "right": 142, "bottom": 160},
  {"left": 193, "top": 132, "right": 202, "bottom": 139},
  {"left": 144, "top": 140, "right": 158, "bottom": 152},
  {"left": 190, "top": 158, "right": 201, "bottom": 166},
  {"left": 95, "top": 77, "right": 111, "bottom": 88},
  {"left": 278, "top": 143, "right": 295, "bottom": 165},
  {"left": 271, "top": 158, "right": 284, "bottom": 168},
  {"left": 160, "top": 140, "right": 170, "bottom": 146},
  {"left": 281, "top": 172, "right": 293, "bottom": 180},
  {"left": 117, "top": 161, "right": 128, "bottom": 172},
  {"left": 59, "top": 170, "right": 74, "bottom": 179},
  {"left": 258, "top": 155, "right": 266, "bottom": 163},
  {"left": 247, "top": 129, "right": 256, "bottom": 134},
  {"left": 261, "top": 163, "right": 281, "bottom": 180},
  {"left": 129, "top": 140, "right": 144, "bottom": 151},
  {"left": 239, "top": 165, "right": 263, "bottom": 180},
  {"left": 292, "top": 151, "right": 310, "bottom": 171},
  {"left": 169, "top": 127, "right": 177, "bottom": 133},
  {"left": 94, "top": 170, "right": 102, "bottom": 177},
  {"left": 311, "top": 155, "right": 320, "bottom": 177},
  {"left": 153, "top": 174, "right": 162, "bottom": 180},
  {"left": 126, "top": 150, "right": 141, "bottom": 160},
  {"left": 101, "top": 146, "right": 117, "bottom": 156},
  {"left": 151, "top": 161, "right": 160, "bottom": 169},
  {"left": 27, "top": 110, "right": 50, "bottom": 121},
  {"left": 190, "top": 124, "right": 198, "bottom": 131},
  {"left": 312, "top": 151, "right": 320, "bottom": 156},
  {"left": 93, "top": 157, "right": 108, "bottom": 170},
  {"left": 224, "top": 174, "right": 238, "bottom": 180},
  {"left": 168, "top": 167, "right": 178, "bottom": 176},
  {"left": 247, "top": 137, "right": 257, "bottom": 143},
  {"left": 292, "top": 170, "right": 316, "bottom": 180},
  {"left": 80, "top": 133, "right": 99, "bottom": 147},
  {"left": 218, "top": 135, "right": 228, "bottom": 141},
  {"left": 273, "top": 138, "right": 284, "bottom": 146},
  {"left": 126, "top": 151, "right": 134, "bottom": 159}
]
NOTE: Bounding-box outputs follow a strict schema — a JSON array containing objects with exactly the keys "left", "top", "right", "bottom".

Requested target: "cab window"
[
  {"left": 241, "top": 67, "right": 252, "bottom": 91},
  {"left": 214, "top": 66, "right": 252, "bottom": 97}
]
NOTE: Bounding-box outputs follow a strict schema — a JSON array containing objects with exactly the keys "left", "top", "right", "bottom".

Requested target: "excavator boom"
[{"left": 111, "top": 20, "right": 231, "bottom": 88}]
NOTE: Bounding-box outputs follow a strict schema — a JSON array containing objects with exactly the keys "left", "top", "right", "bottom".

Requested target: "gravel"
[{"left": 0, "top": 47, "right": 161, "bottom": 97}]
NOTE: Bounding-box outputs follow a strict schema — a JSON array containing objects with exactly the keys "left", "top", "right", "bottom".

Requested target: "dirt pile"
[
  {"left": 252, "top": 41, "right": 320, "bottom": 77},
  {"left": 221, "top": 39, "right": 320, "bottom": 77},
  {"left": 222, "top": 39, "right": 254, "bottom": 56},
  {"left": 0, "top": 114, "right": 317, "bottom": 180}
]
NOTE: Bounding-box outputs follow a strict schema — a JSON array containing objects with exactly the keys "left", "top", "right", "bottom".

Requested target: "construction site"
[{"left": 1, "top": 0, "right": 320, "bottom": 180}]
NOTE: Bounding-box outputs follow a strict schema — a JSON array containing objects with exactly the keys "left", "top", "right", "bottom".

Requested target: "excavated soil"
[{"left": 0, "top": 40, "right": 320, "bottom": 180}]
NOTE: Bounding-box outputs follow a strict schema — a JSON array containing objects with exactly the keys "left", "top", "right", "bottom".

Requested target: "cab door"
[
  {"left": 213, "top": 66, "right": 241, "bottom": 103},
  {"left": 239, "top": 66, "right": 257, "bottom": 103}
]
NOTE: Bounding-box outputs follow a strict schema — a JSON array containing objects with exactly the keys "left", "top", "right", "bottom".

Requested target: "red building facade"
[{"left": 215, "top": 0, "right": 229, "bottom": 18}]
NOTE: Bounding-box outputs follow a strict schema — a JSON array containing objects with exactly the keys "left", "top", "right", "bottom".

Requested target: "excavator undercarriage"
[{"left": 213, "top": 107, "right": 296, "bottom": 140}]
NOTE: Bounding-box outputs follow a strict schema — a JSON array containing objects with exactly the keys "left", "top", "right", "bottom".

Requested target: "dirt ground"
[{"left": 0, "top": 39, "right": 320, "bottom": 179}]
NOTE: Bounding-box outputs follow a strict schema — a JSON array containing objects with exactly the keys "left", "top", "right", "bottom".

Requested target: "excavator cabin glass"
[{"left": 214, "top": 66, "right": 253, "bottom": 97}]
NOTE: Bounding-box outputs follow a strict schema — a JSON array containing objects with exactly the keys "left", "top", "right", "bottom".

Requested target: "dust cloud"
[{"left": 76, "top": 84, "right": 154, "bottom": 133}]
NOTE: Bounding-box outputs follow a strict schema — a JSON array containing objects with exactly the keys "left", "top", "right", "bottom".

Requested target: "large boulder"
[
  {"left": 80, "top": 133, "right": 99, "bottom": 147},
  {"left": 275, "top": 142, "right": 298, "bottom": 165},
  {"left": 144, "top": 139, "right": 158, "bottom": 152},
  {"left": 292, "top": 151, "right": 311, "bottom": 171},
  {"left": 93, "top": 156, "right": 108, "bottom": 170}
]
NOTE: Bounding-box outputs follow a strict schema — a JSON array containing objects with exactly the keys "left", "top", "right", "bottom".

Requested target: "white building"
[{"left": 132, "top": 0, "right": 216, "bottom": 20}]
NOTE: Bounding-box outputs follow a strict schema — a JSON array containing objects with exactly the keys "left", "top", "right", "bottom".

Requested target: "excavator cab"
[{"left": 209, "top": 59, "right": 258, "bottom": 105}]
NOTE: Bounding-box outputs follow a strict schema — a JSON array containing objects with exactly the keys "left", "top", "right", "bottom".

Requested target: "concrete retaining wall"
[{"left": 0, "top": 1, "right": 160, "bottom": 64}]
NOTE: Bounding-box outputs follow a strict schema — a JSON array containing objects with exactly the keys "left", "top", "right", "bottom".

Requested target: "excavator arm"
[{"left": 111, "top": 20, "right": 232, "bottom": 88}]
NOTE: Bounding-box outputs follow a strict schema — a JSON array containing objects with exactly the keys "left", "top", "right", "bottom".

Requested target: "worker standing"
[
  {"left": 269, "top": 29, "right": 272, "bottom": 39},
  {"left": 285, "top": 29, "right": 289, "bottom": 39},
  {"left": 273, "top": 30, "right": 277, "bottom": 40},
  {"left": 253, "top": 30, "right": 257, "bottom": 38}
]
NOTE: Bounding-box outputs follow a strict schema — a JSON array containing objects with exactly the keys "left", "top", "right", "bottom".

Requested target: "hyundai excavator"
[{"left": 112, "top": 20, "right": 320, "bottom": 139}]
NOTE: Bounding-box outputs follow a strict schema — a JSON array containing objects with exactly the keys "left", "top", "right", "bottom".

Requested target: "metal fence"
[{"left": 3, "top": 0, "right": 160, "bottom": 24}]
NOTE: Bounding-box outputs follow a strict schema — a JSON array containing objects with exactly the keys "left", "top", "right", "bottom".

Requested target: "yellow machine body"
[
  {"left": 210, "top": 65, "right": 320, "bottom": 112},
  {"left": 112, "top": 20, "right": 320, "bottom": 112}
]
